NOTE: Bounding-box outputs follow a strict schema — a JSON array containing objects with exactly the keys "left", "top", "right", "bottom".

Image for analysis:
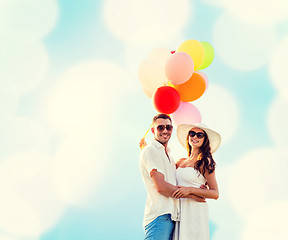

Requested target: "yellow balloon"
[
  {"left": 177, "top": 39, "right": 205, "bottom": 70},
  {"left": 167, "top": 81, "right": 175, "bottom": 87}
]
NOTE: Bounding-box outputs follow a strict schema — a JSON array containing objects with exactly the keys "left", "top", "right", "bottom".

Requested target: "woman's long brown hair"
[{"left": 186, "top": 130, "right": 216, "bottom": 176}]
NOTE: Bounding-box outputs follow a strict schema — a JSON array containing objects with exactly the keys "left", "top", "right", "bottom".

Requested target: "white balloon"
[
  {"left": 149, "top": 47, "right": 172, "bottom": 66},
  {"left": 138, "top": 59, "right": 167, "bottom": 95}
]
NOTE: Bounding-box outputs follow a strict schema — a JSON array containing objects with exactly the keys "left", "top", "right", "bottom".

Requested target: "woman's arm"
[
  {"left": 184, "top": 194, "right": 206, "bottom": 202},
  {"left": 172, "top": 170, "right": 219, "bottom": 200}
]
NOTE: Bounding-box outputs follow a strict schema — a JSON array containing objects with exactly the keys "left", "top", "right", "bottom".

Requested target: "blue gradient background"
[{"left": 0, "top": 0, "right": 288, "bottom": 239}]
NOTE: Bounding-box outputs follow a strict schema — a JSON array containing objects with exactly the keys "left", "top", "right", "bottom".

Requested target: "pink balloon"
[
  {"left": 165, "top": 51, "right": 194, "bottom": 85},
  {"left": 195, "top": 71, "right": 209, "bottom": 92},
  {"left": 171, "top": 102, "right": 201, "bottom": 126}
]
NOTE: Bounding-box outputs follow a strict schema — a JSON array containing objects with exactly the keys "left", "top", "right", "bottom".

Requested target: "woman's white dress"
[{"left": 173, "top": 167, "right": 209, "bottom": 240}]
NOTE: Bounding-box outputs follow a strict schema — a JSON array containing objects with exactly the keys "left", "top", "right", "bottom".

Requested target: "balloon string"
[{"left": 142, "top": 122, "right": 153, "bottom": 139}]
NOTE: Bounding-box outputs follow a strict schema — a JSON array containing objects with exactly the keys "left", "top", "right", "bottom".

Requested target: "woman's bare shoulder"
[
  {"left": 175, "top": 157, "right": 187, "bottom": 167},
  {"left": 176, "top": 157, "right": 187, "bottom": 162}
]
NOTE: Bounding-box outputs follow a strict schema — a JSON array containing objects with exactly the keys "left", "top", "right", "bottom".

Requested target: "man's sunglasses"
[
  {"left": 188, "top": 131, "right": 205, "bottom": 139},
  {"left": 156, "top": 125, "right": 173, "bottom": 132}
]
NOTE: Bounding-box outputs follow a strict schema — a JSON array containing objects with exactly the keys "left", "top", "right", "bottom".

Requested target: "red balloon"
[{"left": 152, "top": 86, "right": 180, "bottom": 114}]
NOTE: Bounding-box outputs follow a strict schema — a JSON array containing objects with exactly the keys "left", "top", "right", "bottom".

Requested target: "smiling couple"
[{"left": 139, "top": 113, "right": 221, "bottom": 240}]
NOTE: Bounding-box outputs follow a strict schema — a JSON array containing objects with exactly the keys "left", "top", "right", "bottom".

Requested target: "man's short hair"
[{"left": 152, "top": 114, "right": 172, "bottom": 125}]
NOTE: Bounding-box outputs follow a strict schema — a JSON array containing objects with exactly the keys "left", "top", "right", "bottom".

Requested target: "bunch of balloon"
[
  {"left": 138, "top": 47, "right": 179, "bottom": 145},
  {"left": 167, "top": 39, "right": 214, "bottom": 126},
  {"left": 138, "top": 40, "right": 214, "bottom": 142}
]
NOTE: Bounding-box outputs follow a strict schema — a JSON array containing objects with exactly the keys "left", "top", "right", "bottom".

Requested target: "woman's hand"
[
  {"left": 172, "top": 186, "right": 191, "bottom": 199},
  {"left": 139, "top": 138, "right": 147, "bottom": 150},
  {"left": 200, "top": 184, "right": 208, "bottom": 190}
]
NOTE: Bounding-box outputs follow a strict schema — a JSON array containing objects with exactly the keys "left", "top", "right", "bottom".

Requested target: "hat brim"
[{"left": 177, "top": 124, "right": 221, "bottom": 153}]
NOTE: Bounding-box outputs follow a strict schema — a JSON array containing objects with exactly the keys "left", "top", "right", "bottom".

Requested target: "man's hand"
[
  {"left": 172, "top": 185, "right": 207, "bottom": 202},
  {"left": 139, "top": 138, "right": 147, "bottom": 150},
  {"left": 172, "top": 186, "right": 191, "bottom": 198}
]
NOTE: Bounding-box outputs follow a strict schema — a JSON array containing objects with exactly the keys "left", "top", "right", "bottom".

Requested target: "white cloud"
[
  {"left": 242, "top": 202, "right": 288, "bottom": 240},
  {"left": 103, "top": 0, "right": 191, "bottom": 44},
  {"left": 0, "top": 91, "right": 19, "bottom": 119},
  {"left": 0, "top": 117, "right": 51, "bottom": 158},
  {"left": 267, "top": 96, "right": 288, "bottom": 149},
  {"left": 227, "top": 147, "right": 288, "bottom": 219},
  {"left": 269, "top": 36, "right": 288, "bottom": 101},
  {"left": 209, "top": 164, "right": 242, "bottom": 238},
  {"left": 202, "top": 0, "right": 224, "bottom": 7},
  {"left": 50, "top": 133, "right": 106, "bottom": 207},
  {"left": 0, "top": 152, "right": 65, "bottom": 238},
  {"left": 213, "top": 13, "right": 277, "bottom": 71},
  {"left": 43, "top": 60, "right": 127, "bottom": 133},
  {"left": 0, "top": 0, "right": 59, "bottom": 40},
  {"left": 0, "top": 236, "right": 31, "bottom": 240},
  {"left": 212, "top": 225, "right": 241, "bottom": 240},
  {"left": 0, "top": 38, "right": 49, "bottom": 94},
  {"left": 193, "top": 84, "right": 239, "bottom": 144},
  {"left": 43, "top": 60, "right": 128, "bottom": 206},
  {"left": 222, "top": 0, "right": 288, "bottom": 25}
]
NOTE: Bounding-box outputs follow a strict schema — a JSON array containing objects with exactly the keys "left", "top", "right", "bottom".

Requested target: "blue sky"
[{"left": 0, "top": 0, "right": 288, "bottom": 239}]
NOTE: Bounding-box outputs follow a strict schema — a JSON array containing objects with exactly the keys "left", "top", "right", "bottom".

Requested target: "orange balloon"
[{"left": 174, "top": 72, "right": 206, "bottom": 102}]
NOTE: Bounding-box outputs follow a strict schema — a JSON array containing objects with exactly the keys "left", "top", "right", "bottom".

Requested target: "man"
[{"left": 139, "top": 114, "right": 204, "bottom": 240}]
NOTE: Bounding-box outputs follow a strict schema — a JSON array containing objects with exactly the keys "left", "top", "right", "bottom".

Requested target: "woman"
[{"left": 172, "top": 123, "right": 221, "bottom": 240}]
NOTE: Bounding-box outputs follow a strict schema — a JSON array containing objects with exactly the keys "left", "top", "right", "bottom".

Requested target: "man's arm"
[
  {"left": 172, "top": 171, "right": 219, "bottom": 200},
  {"left": 150, "top": 169, "right": 178, "bottom": 197},
  {"left": 150, "top": 169, "right": 206, "bottom": 202}
]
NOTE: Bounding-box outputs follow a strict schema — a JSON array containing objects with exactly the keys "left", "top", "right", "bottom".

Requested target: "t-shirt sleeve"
[{"left": 141, "top": 147, "right": 165, "bottom": 176}]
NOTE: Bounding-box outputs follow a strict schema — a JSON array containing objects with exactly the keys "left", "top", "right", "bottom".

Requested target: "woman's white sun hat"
[{"left": 177, "top": 123, "right": 221, "bottom": 153}]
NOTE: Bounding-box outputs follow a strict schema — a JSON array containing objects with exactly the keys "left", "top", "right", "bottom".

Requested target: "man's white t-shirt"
[{"left": 140, "top": 139, "right": 180, "bottom": 227}]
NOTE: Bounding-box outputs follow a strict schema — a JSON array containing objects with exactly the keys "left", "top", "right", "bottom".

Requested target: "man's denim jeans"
[{"left": 144, "top": 214, "right": 175, "bottom": 240}]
